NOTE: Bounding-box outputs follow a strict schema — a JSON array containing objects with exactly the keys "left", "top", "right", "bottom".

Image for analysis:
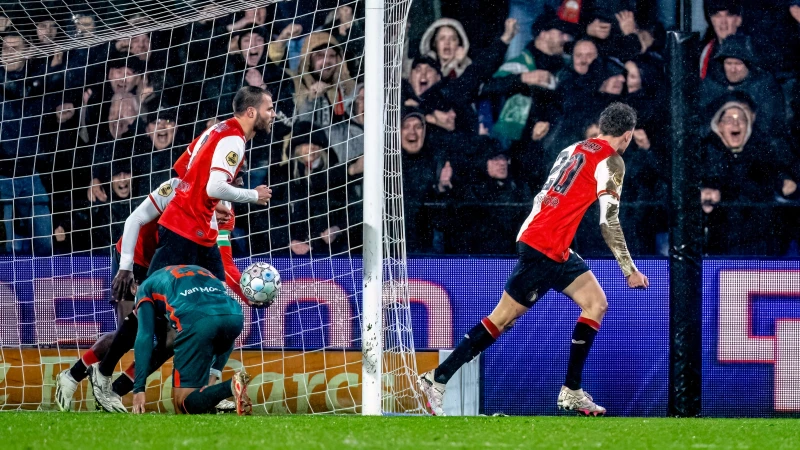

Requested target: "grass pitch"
[{"left": 1, "top": 413, "right": 798, "bottom": 449}]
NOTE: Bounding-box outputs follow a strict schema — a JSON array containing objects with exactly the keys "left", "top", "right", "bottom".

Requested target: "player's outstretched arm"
[
  {"left": 595, "top": 155, "right": 648, "bottom": 289},
  {"left": 132, "top": 301, "right": 157, "bottom": 414},
  {"left": 112, "top": 196, "right": 163, "bottom": 301}
]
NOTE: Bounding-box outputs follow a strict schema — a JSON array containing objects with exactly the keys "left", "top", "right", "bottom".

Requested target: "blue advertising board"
[
  {"left": 1, "top": 256, "right": 798, "bottom": 416},
  {"left": 702, "top": 260, "right": 800, "bottom": 417}
]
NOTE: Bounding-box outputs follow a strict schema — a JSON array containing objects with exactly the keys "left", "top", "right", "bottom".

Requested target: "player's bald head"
[{"left": 599, "top": 102, "right": 637, "bottom": 137}]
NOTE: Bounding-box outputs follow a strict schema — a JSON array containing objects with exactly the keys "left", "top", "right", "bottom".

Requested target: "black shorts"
[
  {"left": 504, "top": 242, "right": 591, "bottom": 307},
  {"left": 147, "top": 226, "right": 225, "bottom": 281},
  {"left": 173, "top": 314, "right": 243, "bottom": 389}
]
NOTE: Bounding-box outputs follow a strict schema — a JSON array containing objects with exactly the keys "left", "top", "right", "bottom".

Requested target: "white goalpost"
[
  {"left": 360, "top": 0, "right": 385, "bottom": 416},
  {"left": 0, "top": 0, "right": 423, "bottom": 415}
]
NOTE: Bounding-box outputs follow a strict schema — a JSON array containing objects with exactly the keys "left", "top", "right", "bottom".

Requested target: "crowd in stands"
[{"left": 1, "top": 0, "right": 799, "bottom": 258}]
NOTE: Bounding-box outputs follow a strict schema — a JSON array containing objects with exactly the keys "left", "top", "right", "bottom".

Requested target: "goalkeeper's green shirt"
[{"left": 134, "top": 264, "right": 243, "bottom": 331}]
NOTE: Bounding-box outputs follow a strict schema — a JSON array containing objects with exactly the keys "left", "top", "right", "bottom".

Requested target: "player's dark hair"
[
  {"left": 598, "top": 102, "right": 637, "bottom": 137},
  {"left": 232, "top": 86, "right": 271, "bottom": 115}
]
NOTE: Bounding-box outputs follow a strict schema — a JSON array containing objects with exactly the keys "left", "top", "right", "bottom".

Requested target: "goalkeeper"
[{"left": 131, "top": 264, "right": 251, "bottom": 415}]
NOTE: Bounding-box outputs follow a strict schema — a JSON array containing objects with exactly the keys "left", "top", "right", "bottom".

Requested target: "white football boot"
[
  {"left": 55, "top": 369, "right": 79, "bottom": 412},
  {"left": 215, "top": 398, "right": 237, "bottom": 413},
  {"left": 417, "top": 370, "right": 446, "bottom": 416},
  {"left": 557, "top": 386, "right": 606, "bottom": 416},
  {"left": 88, "top": 364, "right": 127, "bottom": 413}
]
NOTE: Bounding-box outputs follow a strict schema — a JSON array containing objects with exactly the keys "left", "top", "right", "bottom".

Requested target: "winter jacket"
[
  {"left": 292, "top": 32, "right": 357, "bottom": 129},
  {"left": 419, "top": 18, "right": 508, "bottom": 106},
  {"left": 702, "top": 100, "right": 799, "bottom": 201},
  {"left": 483, "top": 42, "right": 566, "bottom": 141},
  {"left": 699, "top": 35, "right": 786, "bottom": 137}
]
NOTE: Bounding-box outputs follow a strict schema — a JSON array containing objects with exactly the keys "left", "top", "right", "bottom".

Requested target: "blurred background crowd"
[{"left": 1, "top": 0, "right": 799, "bottom": 259}]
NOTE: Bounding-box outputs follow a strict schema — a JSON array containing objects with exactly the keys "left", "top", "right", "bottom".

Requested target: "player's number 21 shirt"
[{"left": 517, "top": 138, "right": 621, "bottom": 262}]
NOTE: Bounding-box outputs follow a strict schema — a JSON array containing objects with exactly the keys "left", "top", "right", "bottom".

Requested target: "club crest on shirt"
[
  {"left": 226, "top": 151, "right": 239, "bottom": 166},
  {"left": 157, "top": 183, "right": 173, "bottom": 197}
]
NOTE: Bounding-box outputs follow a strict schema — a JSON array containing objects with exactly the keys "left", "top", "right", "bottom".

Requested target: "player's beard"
[{"left": 255, "top": 112, "right": 273, "bottom": 133}]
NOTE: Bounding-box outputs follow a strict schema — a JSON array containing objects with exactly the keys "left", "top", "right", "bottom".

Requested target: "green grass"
[{"left": 1, "top": 413, "right": 798, "bottom": 449}]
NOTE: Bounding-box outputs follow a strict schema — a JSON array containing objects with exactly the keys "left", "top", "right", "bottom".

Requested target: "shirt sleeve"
[
  {"left": 148, "top": 178, "right": 179, "bottom": 214},
  {"left": 595, "top": 157, "right": 623, "bottom": 200},
  {"left": 206, "top": 170, "right": 259, "bottom": 203},
  {"left": 210, "top": 135, "right": 246, "bottom": 181},
  {"left": 132, "top": 301, "right": 156, "bottom": 393},
  {"left": 118, "top": 196, "right": 162, "bottom": 271}
]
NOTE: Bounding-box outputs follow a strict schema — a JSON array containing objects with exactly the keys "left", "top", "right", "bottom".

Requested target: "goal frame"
[{"left": 361, "top": 0, "right": 386, "bottom": 416}]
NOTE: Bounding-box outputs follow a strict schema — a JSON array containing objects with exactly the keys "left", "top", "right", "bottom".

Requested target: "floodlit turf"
[{"left": 1, "top": 413, "right": 798, "bottom": 449}]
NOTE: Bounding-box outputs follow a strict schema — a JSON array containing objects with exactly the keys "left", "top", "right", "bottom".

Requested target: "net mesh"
[{"left": 0, "top": 0, "right": 423, "bottom": 414}]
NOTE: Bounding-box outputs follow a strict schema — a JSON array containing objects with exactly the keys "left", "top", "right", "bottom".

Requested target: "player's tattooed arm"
[{"left": 596, "top": 155, "right": 638, "bottom": 277}]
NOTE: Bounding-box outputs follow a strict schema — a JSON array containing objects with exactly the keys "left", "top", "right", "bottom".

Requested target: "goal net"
[{"left": 0, "top": 0, "right": 424, "bottom": 414}]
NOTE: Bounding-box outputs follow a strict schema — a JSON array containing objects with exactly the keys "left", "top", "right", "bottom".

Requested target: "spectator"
[
  {"left": 421, "top": 91, "right": 482, "bottom": 182},
  {"left": 89, "top": 168, "right": 133, "bottom": 253},
  {"left": 505, "top": 0, "right": 563, "bottom": 60},
  {"left": 39, "top": 90, "right": 86, "bottom": 255},
  {"left": 418, "top": 17, "right": 518, "bottom": 106},
  {"left": 699, "top": 0, "right": 743, "bottom": 80},
  {"left": 701, "top": 96, "right": 800, "bottom": 255},
  {"left": 203, "top": 28, "right": 293, "bottom": 133},
  {"left": 400, "top": 109, "right": 449, "bottom": 253},
  {"left": 700, "top": 34, "right": 786, "bottom": 139},
  {"left": 741, "top": 0, "right": 800, "bottom": 78},
  {"left": 618, "top": 87, "right": 668, "bottom": 254},
  {"left": 293, "top": 32, "right": 357, "bottom": 129},
  {"left": 329, "top": 83, "right": 366, "bottom": 252},
  {"left": 82, "top": 56, "right": 146, "bottom": 128},
  {"left": 283, "top": 123, "right": 348, "bottom": 256},
  {"left": 85, "top": 93, "right": 140, "bottom": 205},
  {"left": 545, "top": 57, "right": 626, "bottom": 157},
  {"left": 329, "top": 84, "right": 365, "bottom": 178},
  {"left": 0, "top": 32, "right": 52, "bottom": 255},
  {"left": 484, "top": 11, "right": 571, "bottom": 145},
  {"left": 31, "top": 11, "right": 66, "bottom": 95},
  {"left": 132, "top": 107, "right": 179, "bottom": 199},
  {"left": 463, "top": 146, "right": 530, "bottom": 254},
  {"left": 624, "top": 52, "right": 667, "bottom": 168},
  {"left": 117, "top": 25, "right": 180, "bottom": 111},
  {"left": 580, "top": 6, "right": 641, "bottom": 62},
  {"left": 324, "top": 2, "right": 365, "bottom": 76},
  {"left": 176, "top": 9, "right": 237, "bottom": 134},
  {"left": 538, "top": 39, "right": 602, "bottom": 156},
  {"left": 403, "top": 56, "right": 442, "bottom": 109}
]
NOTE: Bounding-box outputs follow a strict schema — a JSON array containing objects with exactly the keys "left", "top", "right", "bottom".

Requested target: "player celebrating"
[
  {"left": 130, "top": 265, "right": 251, "bottom": 415},
  {"left": 148, "top": 86, "right": 275, "bottom": 280},
  {"left": 418, "top": 103, "right": 648, "bottom": 416}
]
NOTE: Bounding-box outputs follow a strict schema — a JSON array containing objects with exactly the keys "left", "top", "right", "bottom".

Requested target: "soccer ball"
[{"left": 240, "top": 262, "right": 281, "bottom": 307}]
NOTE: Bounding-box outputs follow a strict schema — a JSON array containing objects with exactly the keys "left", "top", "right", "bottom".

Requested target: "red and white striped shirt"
[{"left": 159, "top": 118, "right": 247, "bottom": 247}]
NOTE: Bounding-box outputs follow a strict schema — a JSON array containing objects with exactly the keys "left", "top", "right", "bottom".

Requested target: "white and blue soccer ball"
[{"left": 240, "top": 262, "right": 281, "bottom": 307}]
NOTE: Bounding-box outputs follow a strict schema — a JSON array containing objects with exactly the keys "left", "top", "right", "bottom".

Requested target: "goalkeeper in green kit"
[{"left": 131, "top": 265, "right": 252, "bottom": 415}]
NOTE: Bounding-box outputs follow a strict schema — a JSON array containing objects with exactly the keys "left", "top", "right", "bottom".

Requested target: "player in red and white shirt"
[
  {"left": 55, "top": 178, "right": 254, "bottom": 412},
  {"left": 149, "top": 86, "right": 274, "bottom": 281},
  {"left": 419, "top": 103, "right": 649, "bottom": 417},
  {"left": 53, "top": 178, "right": 178, "bottom": 412}
]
